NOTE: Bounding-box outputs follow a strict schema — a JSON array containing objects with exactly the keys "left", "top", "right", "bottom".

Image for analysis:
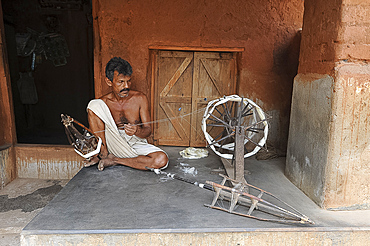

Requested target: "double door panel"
[{"left": 154, "top": 50, "right": 236, "bottom": 146}]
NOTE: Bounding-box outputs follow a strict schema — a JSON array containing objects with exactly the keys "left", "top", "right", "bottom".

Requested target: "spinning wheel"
[
  {"left": 202, "top": 95, "right": 269, "bottom": 159},
  {"left": 201, "top": 95, "right": 269, "bottom": 181}
]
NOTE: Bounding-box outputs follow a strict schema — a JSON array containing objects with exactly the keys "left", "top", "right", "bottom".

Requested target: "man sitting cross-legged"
[{"left": 85, "top": 57, "right": 168, "bottom": 171}]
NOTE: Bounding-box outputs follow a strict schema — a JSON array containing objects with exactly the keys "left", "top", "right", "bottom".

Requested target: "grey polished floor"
[{"left": 23, "top": 146, "right": 369, "bottom": 233}]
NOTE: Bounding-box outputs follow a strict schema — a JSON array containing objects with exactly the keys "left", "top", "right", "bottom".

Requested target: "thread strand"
[{"left": 93, "top": 107, "right": 206, "bottom": 134}]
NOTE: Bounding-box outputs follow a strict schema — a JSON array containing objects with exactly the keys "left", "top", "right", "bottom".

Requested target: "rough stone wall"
[
  {"left": 327, "top": 64, "right": 370, "bottom": 209},
  {"left": 16, "top": 145, "right": 83, "bottom": 179},
  {"left": 286, "top": 74, "right": 334, "bottom": 206},
  {"left": 92, "top": 0, "right": 304, "bottom": 151},
  {"left": 286, "top": 0, "right": 370, "bottom": 209},
  {"left": 0, "top": 146, "right": 16, "bottom": 189}
]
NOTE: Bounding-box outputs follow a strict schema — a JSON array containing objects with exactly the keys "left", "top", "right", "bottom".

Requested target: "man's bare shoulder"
[
  {"left": 130, "top": 90, "right": 147, "bottom": 100},
  {"left": 99, "top": 92, "right": 113, "bottom": 103}
]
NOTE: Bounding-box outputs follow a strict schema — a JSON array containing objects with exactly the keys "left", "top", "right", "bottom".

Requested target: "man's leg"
[
  {"left": 84, "top": 109, "right": 109, "bottom": 167},
  {"left": 97, "top": 151, "right": 168, "bottom": 171}
]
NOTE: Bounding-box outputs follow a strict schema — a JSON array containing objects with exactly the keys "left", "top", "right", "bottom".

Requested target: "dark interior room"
[{"left": 2, "top": 0, "right": 94, "bottom": 144}]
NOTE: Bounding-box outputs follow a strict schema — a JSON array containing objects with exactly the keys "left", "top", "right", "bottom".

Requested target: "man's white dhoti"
[{"left": 87, "top": 99, "right": 167, "bottom": 161}]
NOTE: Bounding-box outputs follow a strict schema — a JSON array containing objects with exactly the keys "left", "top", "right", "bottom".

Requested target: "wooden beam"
[
  {"left": 92, "top": 0, "right": 103, "bottom": 98},
  {"left": 149, "top": 45, "right": 244, "bottom": 53},
  {"left": 0, "top": 2, "right": 16, "bottom": 146}
]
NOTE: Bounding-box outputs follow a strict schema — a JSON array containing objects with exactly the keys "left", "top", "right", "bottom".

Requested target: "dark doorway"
[{"left": 2, "top": 0, "right": 94, "bottom": 144}]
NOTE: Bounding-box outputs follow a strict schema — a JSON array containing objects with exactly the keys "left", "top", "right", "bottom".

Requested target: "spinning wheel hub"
[{"left": 228, "top": 118, "right": 238, "bottom": 127}]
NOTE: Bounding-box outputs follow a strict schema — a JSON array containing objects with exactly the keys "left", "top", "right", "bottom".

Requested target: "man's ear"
[{"left": 105, "top": 77, "right": 112, "bottom": 87}]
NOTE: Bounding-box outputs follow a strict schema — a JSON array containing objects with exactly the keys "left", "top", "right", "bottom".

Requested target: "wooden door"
[{"left": 153, "top": 50, "right": 236, "bottom": 147}]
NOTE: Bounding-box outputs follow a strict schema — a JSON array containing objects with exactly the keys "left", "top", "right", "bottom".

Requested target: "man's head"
[
  {"left": 105, "top": 57, "right": 133, "bottom": 98},
  {"left": 105, "top": 57, "right": 132, "bottom": 81}
]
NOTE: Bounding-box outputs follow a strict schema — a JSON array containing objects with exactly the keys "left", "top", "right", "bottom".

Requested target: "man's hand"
[{"left": 124, "top": 123, "right": 138, "bottom": 136}]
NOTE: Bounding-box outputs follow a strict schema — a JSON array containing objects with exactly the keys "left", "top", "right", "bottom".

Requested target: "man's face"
[{"left": 109, "top": 71, "right": 132, "bottom": 98}]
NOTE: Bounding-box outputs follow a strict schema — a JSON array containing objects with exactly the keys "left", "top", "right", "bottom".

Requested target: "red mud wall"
[
  {"left": 299, "top": 0, "right": 370, "bottom": 74},
  {"left": 93, "top": 0, "right": 304, "bottom": 150},
  {"left": 298, "top": 0, "right": 341, "bottom": 75}
]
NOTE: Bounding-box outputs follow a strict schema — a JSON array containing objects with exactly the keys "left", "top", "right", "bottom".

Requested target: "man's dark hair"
[{"left": 105, "top": 57, "right": 133, "bottom": 81}]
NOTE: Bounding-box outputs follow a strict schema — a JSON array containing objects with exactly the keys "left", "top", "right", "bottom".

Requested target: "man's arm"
[{"left": 124, "top": 94, "right": 151, "bottom": 138}]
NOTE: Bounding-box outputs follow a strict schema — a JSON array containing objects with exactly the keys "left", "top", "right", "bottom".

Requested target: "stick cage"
[{"left": 61, "top": 114, "right": 102, "bottom": 159}]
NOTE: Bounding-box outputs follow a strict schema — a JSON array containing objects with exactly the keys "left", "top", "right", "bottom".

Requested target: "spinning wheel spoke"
[
  {"left": 241, "top": 102, "right": 250, "bottom": 113},
  {"left": 208, "top": 113, "right": 229, "bottom": 127},
  {"left": 214, "top": 107, "right": 224, "bottom": 118},
  {"left": 244, "top": 134, "right": 268, "bottom": 150},
  {"left": 217, "top": 131, "right": 232, "bottom": 152},
  {"left": 208, "top": 132, "right": 235, "bottom": 147},
  {"left": 246, "top": 129, "right": 260, "bottom": 134},
  {"left": 229, "top": 101, "right": 236, "bottom": 116},
  {"left": 241, "top": 103, "right": 254, "bottom": 117},
  {"left": 247, "top": 127, "right": 264, "bottom": 131},
  {"left": 206, "top": 123, "right": 227, "bottom": 127},
  {"left": 221, "top": 103, "right": 232, "bottom": 122},
  {"left": 245, "top": 118, "right": 269, "bottom": 130},
  {"left": 213, "top": 129, "right": 227, "bottom": 141},
  {"left": 241, "top": 112, "right": 253, "bottom": 118}
]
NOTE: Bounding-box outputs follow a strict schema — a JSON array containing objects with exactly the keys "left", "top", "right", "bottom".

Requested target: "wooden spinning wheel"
[{"left": 201, "top": 95, "right": 269, "bottom": 181}]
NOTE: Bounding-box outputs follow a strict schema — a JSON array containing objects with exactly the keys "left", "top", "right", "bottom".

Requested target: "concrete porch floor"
[
  {"left": 0, "top": 178, "right": 69, "bottom": 246},
  {"left": 1, "top": 146, "right": 369, "bottom": 245}
]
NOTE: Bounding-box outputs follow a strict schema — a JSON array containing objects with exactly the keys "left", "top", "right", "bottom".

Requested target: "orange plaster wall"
[
  {"left": 337, "top": 0, "right": 370, "bottom": 61},
  {"left": 298, "top": 0, "right": 341, "bottom": 76},
  {"left": 93, "top": 0, "right": 304, "bottom": 149},
  {"left": 299, "top": 0, "right": 370, "bottom": 75}
]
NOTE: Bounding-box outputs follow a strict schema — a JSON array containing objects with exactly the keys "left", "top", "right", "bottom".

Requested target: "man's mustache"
[{"left": 120, "top": 88, "right": 130, "bottom": 93}]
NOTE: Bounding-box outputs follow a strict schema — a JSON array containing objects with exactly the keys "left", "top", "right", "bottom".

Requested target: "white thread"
[{"left": 93, "top": 107, "right": 206, "bottom": 134}]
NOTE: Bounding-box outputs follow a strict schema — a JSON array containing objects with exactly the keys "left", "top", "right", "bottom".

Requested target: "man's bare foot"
[
  {"left": 83, "top": 156, "right": 100, "bottom": 167},
  {"left": 98, "top": 154, "right": 116, "bottom": 171}
]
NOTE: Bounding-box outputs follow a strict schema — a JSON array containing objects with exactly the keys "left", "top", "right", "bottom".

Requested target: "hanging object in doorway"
[
  {"left": 17, "top": 72, "right": 38, "bottom": 105},
  {"left": 16, "top": 28, "right": 70, "bottom": 68},
  {"left": 41, "top": 33, "right": 70, "bottom": 66},
  {"left": 15, "top": 32, "right": 36, "bottom": 57},
  {"left": 38, "top": 0, "right": 82, "bottom": 10}
]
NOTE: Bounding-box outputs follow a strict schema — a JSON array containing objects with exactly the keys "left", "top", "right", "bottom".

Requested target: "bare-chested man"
[{"left": 84, "top": 57, "right": 168, "bottom": 171}]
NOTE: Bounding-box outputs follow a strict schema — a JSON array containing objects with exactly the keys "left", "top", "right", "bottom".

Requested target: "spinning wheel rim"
[{"left": 202, "top": 95, "right": 268, "bottom": 159}]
